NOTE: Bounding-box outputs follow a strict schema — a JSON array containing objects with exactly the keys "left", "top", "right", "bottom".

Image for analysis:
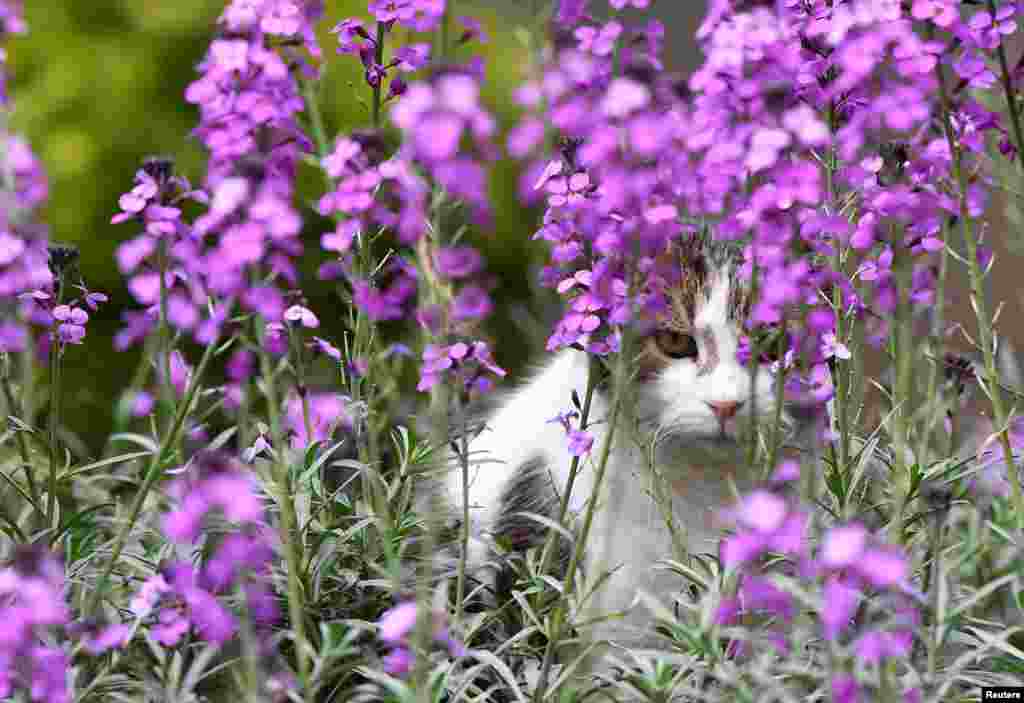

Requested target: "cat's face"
[{"left": 633, "top": 236, "right": 790, "bottom": 456}]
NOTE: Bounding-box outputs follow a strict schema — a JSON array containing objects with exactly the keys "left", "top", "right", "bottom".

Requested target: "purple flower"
[
  {"left": 831, "top": 675, "right": 862, "bottom": 703},
  {"left": 78, "top": 623, "right": 131, "bottom": 655},
  {"left": 566, "top": 429, "right": 595, "bottom": 456},
  {"left": 331, "top": 18, "right": 371, "bottom": 54},
  {"left": 0, "top": 546, "right": 70, "bottom": 702},
  {"left": 819, "top": 523, "right": 910, "bottom": 588},
  {"left": 820, "top": 331, "right": 851, "bottom": 361},
  {"left": 770, "top": 459, "right": 800, "bottom": 483},
  {"left": 457, "top": 15, "right": 487, "bottom": 44},
  {"left": 417, "top": 340, "right": 506, "bottom": 395},
  {"left": 351, "top": 256, "right": 419, "bottom": 321},
  {"left": 376, "top": 601, "right": 465, "bottom": 678},
  {"left": 284, "top": 304, "right": 320, "bottom": 328},
  {"left": 854, "top": 629, "right": 912, "bottom": 664},
  {"left": 720, "top": 491, "right": 808, "bottom": 567},
  {"left": 152, "top": 607, "right": 190, "bottom": 646},
  {"left": 130, "top": 390, "right": 155, "bottom": 417},
  {"left": 162, "top": 452, "right": 264, "bottom": 543},
  {"left": 383, "top": 647, "right": 414, "bottom": 676},
  {"left": 738, "top": 575, "right": 794, "bottom": 622},
  {"left": 369, "top": 0, "right": 412, "bottom": 23},
  {"left": 378, "top": 601, "right": 419, "bottom": 644},
  {"left": 450, "top": 285, "right": 493, "bottom": 321},
  {"left": 285, "top": 392, "right": 352, "bottom": 448},
  {"left": 548, "top": 409, "right": 595, "bottom": 457},
  {"left": 434, "top": 246, "right": 482, "bottom": 279},
  {"left": 390, "top": 72, "right": 496, "bottom": 224},
  {"left": 396, "top": 0, "right": 445, "bottom": 32},
  {"left": 394, "top": 43, "right": 431, "bottom": 73},
  {"left": 820, "top": 525, "right": 868, "bottom": 569},
  {"left": 574, "top": 21, "right": 621, "bottom": 57},
  {"left": 821, "top": 577, "right": 861, "bottom": 640},
  {"left": 310, "top": 335, "right": 342, "bottom": 361},
  {"left": 131, "top": 574, "right": 171, "bottom": 617}
]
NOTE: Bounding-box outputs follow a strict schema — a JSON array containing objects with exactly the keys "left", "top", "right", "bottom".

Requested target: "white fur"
[{"left": 443, "top": 266, "right": 790, "bottom": 650}]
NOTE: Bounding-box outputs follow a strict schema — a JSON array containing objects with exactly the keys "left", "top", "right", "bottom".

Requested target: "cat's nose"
[{"left": 706, "top": 400, "right": 743, "bottom": 421}]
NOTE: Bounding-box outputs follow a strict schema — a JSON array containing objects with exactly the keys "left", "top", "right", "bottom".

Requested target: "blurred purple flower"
[
  {"left": 285, "top": 392, "right": 352, "bottom": 448},
  {"left": 284, "top": 304, "right": 320, "bottom": 328},
  {"left": 376, "top": 601, "right": 465, "bottom": 678}
]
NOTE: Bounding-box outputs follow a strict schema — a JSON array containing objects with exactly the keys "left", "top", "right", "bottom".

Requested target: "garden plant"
[{"left": 1, "top": 0, "right": 1024, "bottom": 701}]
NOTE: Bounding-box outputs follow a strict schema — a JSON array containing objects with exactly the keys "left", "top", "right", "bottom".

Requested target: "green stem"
[
  {"left": 46, "top": 277, "right": 67, "bottom": 528},
  {"left": 157, "top": 240, "right": 176, "bottom": 418},
  {"left": 916, "top": 218, "right": 951, "bottom": 465},
  {"left": 989, "top": 0, "right": 1024, "bottom": 168},
  {"left": 372, "top": 23, "right": 386, "bottom": 129},
  {"left": 257, "top": 329, "right": 310, "bottom": 689},
  {"left": 936, "top": 54, "right": 1024, "bottom": 521},
  {"left": 301, "top": 77, "right": 330, "bottom": 161},
  {"left": 454, "top": 395, "right": 470, "bottom": 629},
  {"left": 889, "top": 243, "right": 915, "bottom": 542},
  {"left": 536, "top": 353, "right": 600, "bottom": 580},
  {"left": 101, "top": 332, "right": 159, "bottom": 459},
  {"left": 533, "top": 329, "right": 632, "bottom": 703},
  {"left": 1, "top": 362, "right": 37, "bottom": 514},
  {"left": 86, "top": 337, "right": 219, "bottom": 613}
]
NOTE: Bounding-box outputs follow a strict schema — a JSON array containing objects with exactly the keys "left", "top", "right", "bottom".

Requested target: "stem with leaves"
[
  {"left": 45, "top": 263, "right": 70, "bottom": 528},
  {"left": 86, "top": 334, "right": 220, "bottom": 614},
  {"left": 1, "top": 354, "right": 37, "bottom": 514},
  {"left": 535, "top": 353, "right": 601, "bottom": 583},
  {"left": 533, "top": 329, "right": 633, "bottom": 703},
  {"left": 256, "top": 323, "right": 310, "bottom": 689},
  {"left": 888, "top": 242, "right": 915, "bottom": 542},
  {"left": 935, "top": 53, "right": 1024, "bottom": 520},
  {"left": 989, "top": 0, "right": 1024, "bottom": 168}
]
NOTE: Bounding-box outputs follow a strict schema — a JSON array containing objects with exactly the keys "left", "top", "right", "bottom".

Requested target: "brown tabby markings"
[{"left": 637, "top": 232, "right": 752, "bottom": 381}]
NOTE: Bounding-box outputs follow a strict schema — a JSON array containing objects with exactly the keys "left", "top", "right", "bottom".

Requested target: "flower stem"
[
  {"left": 46, "top": 282, "right": 66, "bottom": 528},
  {"left": 935, "top": 56, "right": 1024, "bottom": 520},
  {"left": 454, "top": 395, "right": 470, "bottom": 629},
  {"left": 989, "top": 0, "right": 1024, "bottom": 167},
  {"left": 257, "top": 328, "right": 310, "bottom": 689},
  {"left": 0, "top": 356, "right": 37, "bottom": 514},
  {"left": 889, "top": 242, "right": 915, "bottom": 542},
  {"left": 372, "top": 23, "right": 386, "bottom": 129},
  {"left": 86, "top": 335, "right": 219, "bottom": 614},
  {"left": 535, "top": 352, "right": 600, "bottom": 581},
  {"left": 300, "top": 77, "right": 330, "bottom": 161},
  {"left": 533, "top": 329, "right": 633, "bottom": 703},
  {"left": 916, "top": 218, "right": 951, "bottom": 464}
]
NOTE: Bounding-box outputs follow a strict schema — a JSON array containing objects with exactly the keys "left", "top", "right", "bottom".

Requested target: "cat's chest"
[{"left": 600, "top": 447, "right": 751, "bottom": 551}]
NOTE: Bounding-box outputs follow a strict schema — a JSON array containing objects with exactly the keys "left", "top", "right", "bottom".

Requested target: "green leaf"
[
  {"left": 60, "top": 450, "right": 151, "bottom": 481},
  {"left": 109, "top": 432, "right": 160, "bottom": 454},
  {"left": 0, "top": 470, "right": 43, "bottom": 516},
  {"left": 51, "top": 502, "right": 115, "bottom": 548}
]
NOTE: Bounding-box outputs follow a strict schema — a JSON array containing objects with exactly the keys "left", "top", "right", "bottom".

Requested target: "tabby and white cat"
[{"left": 440, "top": 232, "right": 799, "bottom": 655}]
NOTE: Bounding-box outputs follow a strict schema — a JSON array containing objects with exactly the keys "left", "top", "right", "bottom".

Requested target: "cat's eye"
[{"left": 653, "top": 330, "right": 698, "bottom": 360}]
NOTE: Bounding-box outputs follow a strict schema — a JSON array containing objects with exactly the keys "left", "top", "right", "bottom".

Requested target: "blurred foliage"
[{"left": 7, "top": 1, "right": 552, "bottom": 450}]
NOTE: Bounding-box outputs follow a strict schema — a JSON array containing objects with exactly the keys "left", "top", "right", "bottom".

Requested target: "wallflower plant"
[{"left": 0, "top": 0, "right": 1023, "bottom": 701}]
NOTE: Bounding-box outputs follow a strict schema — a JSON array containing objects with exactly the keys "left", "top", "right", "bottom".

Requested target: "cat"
[{"left": 437, "top": 231, "right": 803, "bottom": 664}]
